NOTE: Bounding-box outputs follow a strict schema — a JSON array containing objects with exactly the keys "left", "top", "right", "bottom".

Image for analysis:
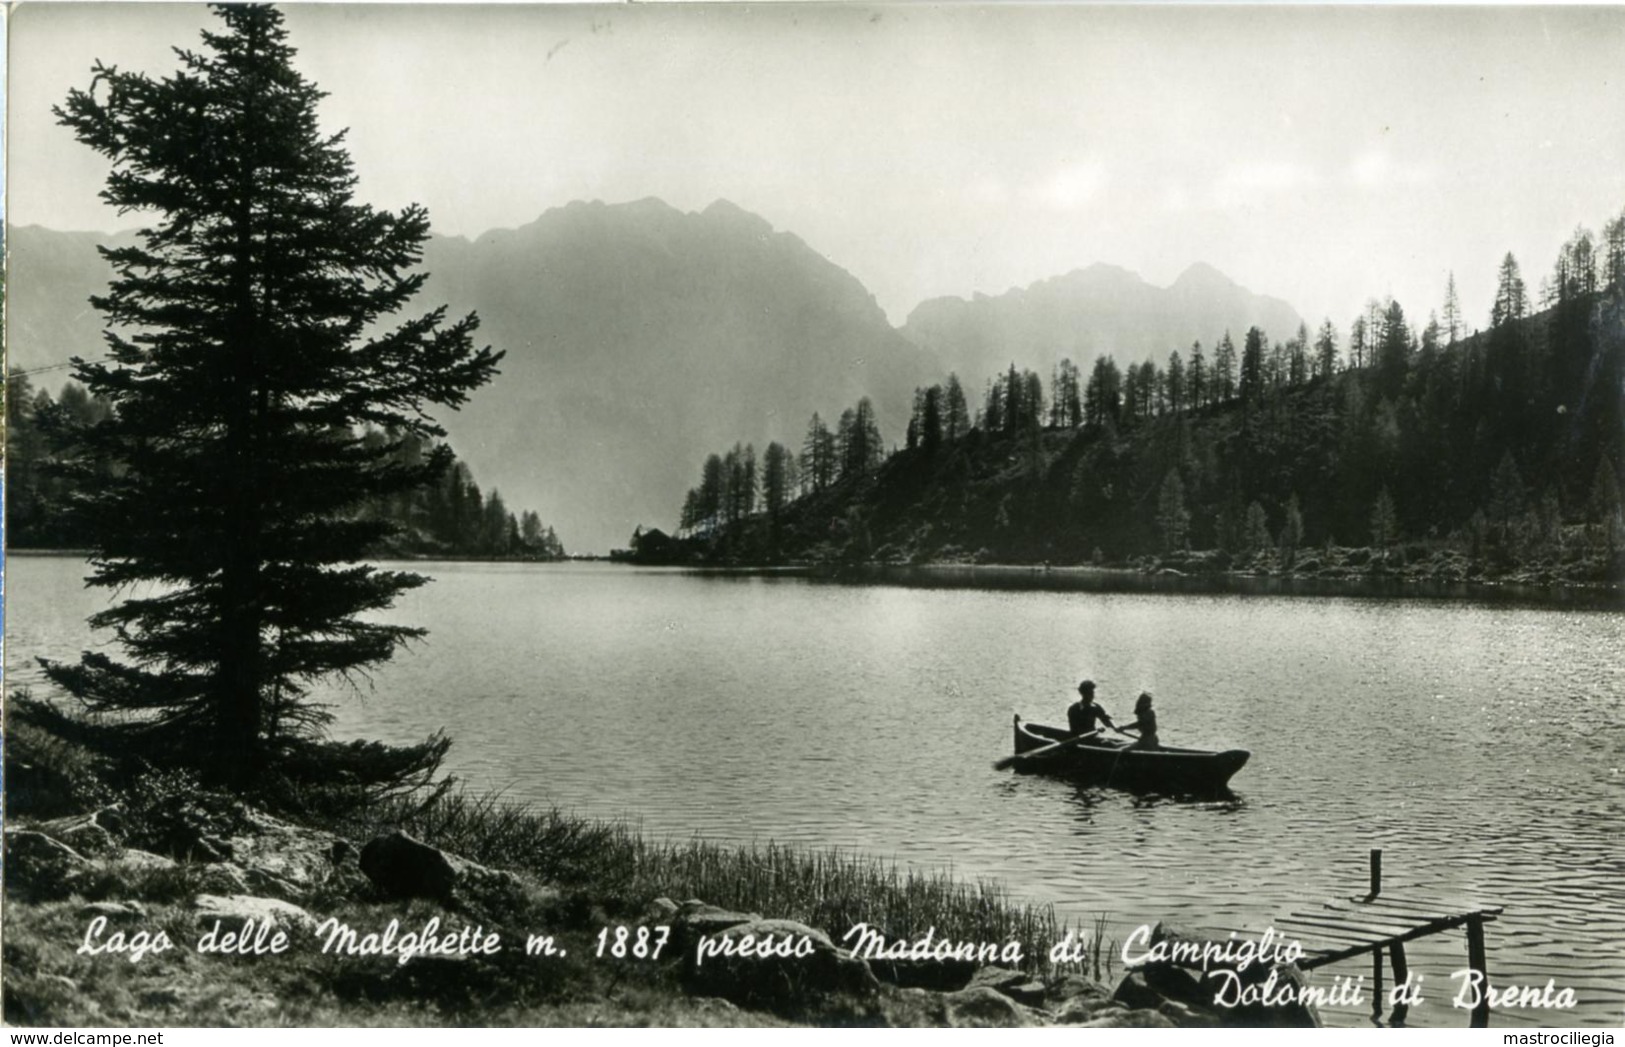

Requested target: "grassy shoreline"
[{"left": 2, "top": 699, "right": 1116, "bottom": 1027}]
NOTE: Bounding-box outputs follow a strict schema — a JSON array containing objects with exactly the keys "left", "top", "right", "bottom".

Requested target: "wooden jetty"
[
  {"left": 1275, "top": 851, "right": 1504, "bottom": 1027},
  {"left": 1191, "top": 850, "right": 1504, "bottom": 1027}
]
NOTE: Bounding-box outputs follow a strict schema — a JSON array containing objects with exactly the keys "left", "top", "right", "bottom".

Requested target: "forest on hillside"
[
  {"left": 642, "top": 215, "right": 1625, "bottom": 586},
  {"left": 5, "top": 370, "right": 566, "bottom": 561}
]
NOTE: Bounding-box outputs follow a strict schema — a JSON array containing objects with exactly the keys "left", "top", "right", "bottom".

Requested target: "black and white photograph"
[{"left": 3, "top": 1, "right": 1623, "bottom": 1032}]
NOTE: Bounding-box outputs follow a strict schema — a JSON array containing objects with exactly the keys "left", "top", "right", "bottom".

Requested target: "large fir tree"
[{"left": 44, "top": 5, "right": 503, "bottom": 791}]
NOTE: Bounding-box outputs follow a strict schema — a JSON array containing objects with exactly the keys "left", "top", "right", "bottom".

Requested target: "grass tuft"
[{"left": 329, "top": 789, "right": 1112, "bottom": 975}]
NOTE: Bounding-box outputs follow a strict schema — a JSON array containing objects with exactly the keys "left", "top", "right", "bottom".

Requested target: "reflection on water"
[
  {"left": 7, "top": 557, "right": 1623, "bottom": 1027},
  {"left": 809, "top": 562, "right": 1625, "bottom": 610}
]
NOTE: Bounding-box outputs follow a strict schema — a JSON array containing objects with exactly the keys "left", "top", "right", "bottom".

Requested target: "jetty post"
[
  {"left": 1465, "top": 914, "right": 1490, "bottom": 1028},
  {"left": 1388, "top": 941, "right": 1410, "bottom": 1026}
]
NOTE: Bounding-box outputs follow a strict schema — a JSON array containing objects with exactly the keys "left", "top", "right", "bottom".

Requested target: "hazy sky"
[{"left": 10, "top": 3, "right": 1625, "bottom": 332}]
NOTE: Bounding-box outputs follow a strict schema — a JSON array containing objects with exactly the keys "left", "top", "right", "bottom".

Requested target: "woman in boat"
[
  {"left": 1119, "top": 692, "right": 1159, "bottom": 749},
  {"left": 1067, "top": 679, "right": 1116, "bottom": 737}
]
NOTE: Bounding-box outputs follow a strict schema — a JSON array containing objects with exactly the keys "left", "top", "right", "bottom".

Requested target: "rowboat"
[{"left": 1009, "top": 716, "right": 1249, "bottom": 794}]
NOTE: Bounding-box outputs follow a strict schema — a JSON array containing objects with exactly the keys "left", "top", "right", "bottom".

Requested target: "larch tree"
[
  {"left": 1083, "top": 355, "right": 1121, "bottom": 427},
  {"left": 1155, "top": 470, "right": 1190, "bottom": 552},
  {"left": 44, "top": 5, "right": 503, "bottom": 790},
  {"left": 850, "top": 398, "right": 884, "bottom": 473},
  {"left": 1349, "top": 315, "right": 1368, "bottom": 370},
  {"left": 1187, "top": 341, "right": 1207, "bottom": 408},
  {"left": 1279, "top": 494, "right": 1305, "bottom": 567},
  {"left": 762, "top": 441, "right": 792, "bottom": 516},
  {"left": 1442, "top": 271, "right": 1463, "bottom": 344},
  {"left": 919, "top": 385, "right": 944, "bottom": 452},
  {"left": 1370, "top": 488, "right": 1400, "bottom": 550},
  {"left": 943, "top": 373, "right": 971, "bottom": 441},
  {"left": 1238, "top": 326, "right": 1267, "bottom": 409},
  {"left": 1165, "top": 350, "right": 1185, "bottom": 415},
  {"left": 1243, "top": 501, "right": 1272, "bottom": 554},
  {"left": 800, "top": 412, "right": 835, "bottom": 492},
  {"left": 1604, "top": 211, "right": 1625, "bottom": 289},
  {"left": 1314, "top": 320, "right": 1339, "bottom": 380},
  {"left": 1375, "top": 298, "right": 1411, "bottom": 396},
  {"left": 1212, "top": 331, "right": 1237, "bottom": 402},
  {"left": 1287, "top": 322, "right": 1310, "bottom": 388},
  {"left": 1491, "top": 252, "right": 1528, "bottom": 328}
]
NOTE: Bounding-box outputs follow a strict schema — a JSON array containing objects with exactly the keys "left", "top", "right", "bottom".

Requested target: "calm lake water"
[{"left": 8, "top": 557, "right": 1624, "bottom": 1027}]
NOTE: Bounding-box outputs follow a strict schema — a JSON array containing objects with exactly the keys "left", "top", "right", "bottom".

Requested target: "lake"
[{"left": 7, "top": 556, "right": 1623, "bottom": 1027}]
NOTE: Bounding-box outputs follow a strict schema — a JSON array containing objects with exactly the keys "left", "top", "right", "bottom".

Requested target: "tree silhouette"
[
  {"left": 1492, "top": 252, "right": 1528, "bottom": 328},
  {"left": 763, "top": 441, "right": 793, "bottom": 516},
  {"left": 44, "top": 5, "right": 502, "bottom": 790},
  {"left": 1442, "top": 271, "right": 1463, "bottom": 344},
  {"left": 1279, "top": 494, "right": 1305, "bottom": 567},
  {"left": 801, "top": 413, "right": 836, "bottom": 492},
  {"left": 1083, "top": 356, "right": 1122, "bottom": 427},
  {"left": 1603, "top": 211, "right": 1625, "bottom": 288},
  {"left": 1239, "top": 326, "right": 1267, "bottom": 410},
  {"left": 1165, "top": 350, "right": 1186, "bottom": 415},
  {"left": 1156, "top": 470, "right": 1190, "bottom": 552},
  {"left": 1213, "top": 331, "right": 1237, "bottom": 402},
  {"left": 1314, "top": 320, "right": 1339, "bottom": 380},
  {"left": 1370, "top": 488, "right": 1400, "bottom": 550},
  {"left": 944, "top": 373, "right": 971, "bottom": 441},
  {"left": 1187, "top": 341, "right": 1207, "bottom": 408}
]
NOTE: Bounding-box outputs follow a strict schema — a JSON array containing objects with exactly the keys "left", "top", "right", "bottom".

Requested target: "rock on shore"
[{"left": 4, "top": 800, "right": 1314, "bottom": 1028}]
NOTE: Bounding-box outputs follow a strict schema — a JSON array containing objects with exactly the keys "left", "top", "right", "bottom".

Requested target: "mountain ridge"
[
  {"left": 901, "top": 259, "right": 1306, "bottom": 388},
  {"left": 8, "top": 200, "right": 1306, "bottom": 549}
]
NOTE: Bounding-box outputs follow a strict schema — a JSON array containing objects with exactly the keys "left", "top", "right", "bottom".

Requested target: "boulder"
[
  {"left": 358, "top": 830, "right": 524, "bottom": 907},
  {"left": 360, "top": 831, "right": 456, "bottom": 899},
  {"left": 1056, "top": 995, "right": 1130, "bottom": 1024},
  {"left": 222, "top": 809, "right": 358, "bottom": 901},
  {"left": 1112, "top": 969, "right": 1168, "bottom": 1011},
  {"left": 37, "top": 809, "right": 124, "bottom": 857},
  {"left": 1049, "top": 974, "right": 1121, "bottom": 1022},
  {"left": 1047, "top": 972, "right": 1114, "bottom": 1007},
  {"left": 1158, "top": 998, "right": 1222, "bottom": 1028},
  {"left": 1216, "top": 962, "right": 1323, "bottom": 1028},
  {"left": 1076, "top": 1007, "right": 1178, "bottom": 1028},
  {"left": 873, "top": 984, "right": 1047, "bottom": 1028},
  {"left": 682, "top": 917, "right": 879, "bottom": 1011},
  {"left": 644, "top": 896, "right": 680, "bottom": 923},
  {"left": 867, "top": 955, "right": 978, "bottom": 991},
  {"left": 99, "top": 848, "right": 179, "bottom": 874},
  {"left": 963, "top": 965, "right": 1047, "bottom": 1007},
  {"left": 1115, "top": 920, "right": 1321, "bottom": 1028},
  {"left": 3, "top": 830, "right": 92, "bottom": 897},
  {"left": 76, "top": 901, "right": 149, "bottom": 921},
  {"left": 669, "top": 900, "right": 760, "bottom": 953},
  {"left": 940, "top": 986, "right": 1045, "bottom": 1028},
  {"left": 873, "top": 987, "right": 950, "bottom": 1027},
  {"left": 194, "top": 863, "right": 252, "bottom": 896},
  {"left": 194, "top": 893, "right": 318, "bottom": 935}
]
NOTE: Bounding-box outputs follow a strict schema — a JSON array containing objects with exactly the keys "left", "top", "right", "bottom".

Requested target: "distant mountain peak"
[
  {"left": 701, "top": 197, "right": 747, "bottom": 217},
  {"left": 701, "top": 198, "right": 774, "bottom": 236},
  {"left": 1054, "top": 262, "right": 1145, "bottom": 289},
  {"left": 1172, "top": 261, "right": 1238, "bottom": 291}
]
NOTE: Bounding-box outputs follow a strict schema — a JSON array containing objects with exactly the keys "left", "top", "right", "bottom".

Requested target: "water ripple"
[{"left": 8, "top": 559, "right": 1623, "bottom": 1027}]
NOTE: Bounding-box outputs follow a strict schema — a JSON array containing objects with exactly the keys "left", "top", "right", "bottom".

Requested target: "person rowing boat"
[{"left": 1066, "top": 679, "right": 1117, "bottom": 738}]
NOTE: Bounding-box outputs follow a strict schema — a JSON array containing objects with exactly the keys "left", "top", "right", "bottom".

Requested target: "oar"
[{"left": 993, "top": 730, "right": 1100, "bottom": 771}]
